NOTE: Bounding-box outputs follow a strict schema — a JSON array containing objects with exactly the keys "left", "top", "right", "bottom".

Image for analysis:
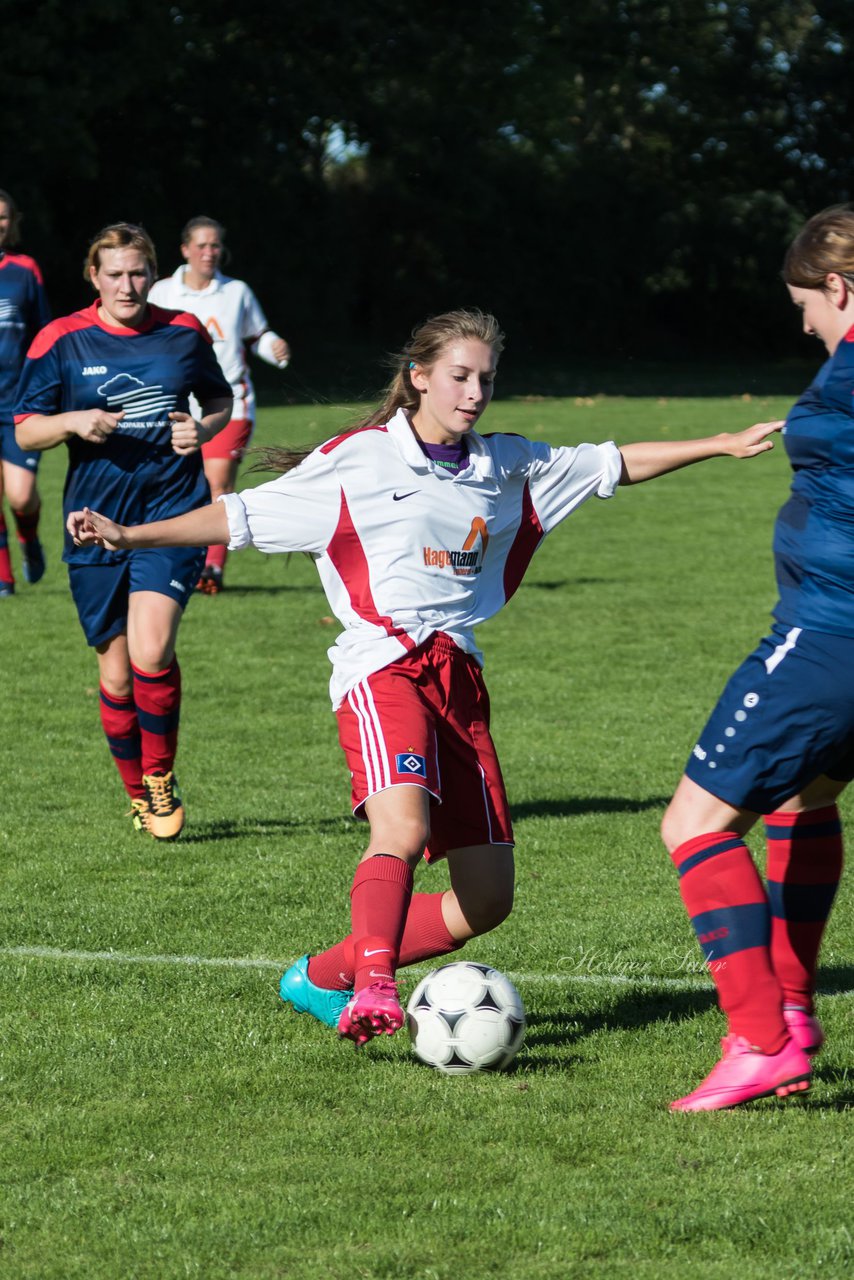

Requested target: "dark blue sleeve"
[
  {"left": 821, "top": 339, "right": 854, "bottom": 419},
  {"left": 14, "top": 338, "right": 62, "bottom": 421}
]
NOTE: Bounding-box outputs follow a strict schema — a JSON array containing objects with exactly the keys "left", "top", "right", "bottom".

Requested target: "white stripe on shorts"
[
  {"left": 348, "top": 679, "right": 391, "bottom": 794},
  {"left": 764, "top": 625, "right": 802, "bottom": 675},
  {"left": 477, "top": 762, "right": 495, "bottom": 844}
]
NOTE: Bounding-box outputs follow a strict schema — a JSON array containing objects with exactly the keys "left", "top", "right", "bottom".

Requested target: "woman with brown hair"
[
  {"left": 15, "top": 222, "right": 231, "bottom": 838},
  {"left": 661, "top": 205, "right": 854, "bottom": 1111}
]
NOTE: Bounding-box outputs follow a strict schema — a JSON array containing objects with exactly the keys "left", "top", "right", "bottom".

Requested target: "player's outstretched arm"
[
  {"left": 618, "top": 419, "right": 784, "bottom": 485},
  {"left": 67, "top": 502, "right": 230, "bottom": 551}
]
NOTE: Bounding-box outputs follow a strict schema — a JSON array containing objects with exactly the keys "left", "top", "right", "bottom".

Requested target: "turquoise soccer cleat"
[{"left": 279, "top": 954, "right": 353, "bottom": 1028}]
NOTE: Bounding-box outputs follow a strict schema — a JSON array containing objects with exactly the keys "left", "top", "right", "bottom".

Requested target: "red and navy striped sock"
[
  {"left": 349, "top": 854, "right": 414, "bottom": 992},
  {"left": 99, "top": 686, "right": 143, "bottom": 798},
  {"left": 132, "top": 658, "right": 181, "bottom": 776},
  {"left": 765, "top": 805, "right": 843, "bottom": 1012},
  {"left": 12, "top": 504, "right": 40, "bottom": 546},
  {"left": 308, "top": 892, "right": 460, "bottom": 991},
  {"left": 0, "top": 511, "right": 14, "bottom": 584},
  {"left": 671, "top": 831, "right": 787, "bottom": 1053}
]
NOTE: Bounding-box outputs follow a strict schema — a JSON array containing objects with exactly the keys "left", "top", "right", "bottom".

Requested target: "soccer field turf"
[{"left": 1, "top": 392, "right": 851, "bottom": 1279}]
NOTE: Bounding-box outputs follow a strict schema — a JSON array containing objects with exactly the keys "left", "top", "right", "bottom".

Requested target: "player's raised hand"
[
  {"left": 271, "top": 336, "right": 290, "bottom": 367},
  {"left": 725, "top": 419, "right": 785, "bottom": 457},
  {"left": 71, "top": 409, "right": 124, "bottom": 444},
  {"left": 169, "top": 410, "right": 204, "bottom": 455},
  {"left": 67, "top": 506, "right": 127, "bottom": 550}
]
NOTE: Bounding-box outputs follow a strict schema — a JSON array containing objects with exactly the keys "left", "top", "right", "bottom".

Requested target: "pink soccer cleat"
[
  {"left": 670, "top": 1034, "right": 811, "bottom": 1112},
  {"left": 337, "top": 980, "right": 404, "bottom": 1047},
  {"left": 783, "top": 1005, "right": 825, "bottom": 1056}
]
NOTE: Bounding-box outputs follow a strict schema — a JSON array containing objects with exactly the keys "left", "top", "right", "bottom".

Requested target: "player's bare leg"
[{"left": 197, "top": 454, "right": 238, "bottom": 592}]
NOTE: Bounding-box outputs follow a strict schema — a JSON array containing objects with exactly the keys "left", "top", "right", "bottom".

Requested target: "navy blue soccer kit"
[
  {"left": 0, "top": 252, "right": 51, "bottom": 465},
  {"left": 685, "top": 328, "right": 854, "bottom": 810},
  {"left": 15, "top": 301, "right": 231, "bottom": 642}
]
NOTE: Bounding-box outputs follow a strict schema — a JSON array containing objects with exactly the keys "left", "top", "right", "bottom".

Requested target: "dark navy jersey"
[
  {"left": 14, "top": 302, "right": 231, "bottom": 565},
  {"left": 0, "top": 252, "right": 51, "bottom": 424},
  {"left": 773, "top": 326, "right": 854, "bottom": 635}
]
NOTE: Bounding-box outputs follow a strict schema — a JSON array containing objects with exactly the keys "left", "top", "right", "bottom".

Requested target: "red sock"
[
  {"left": 308, "top": 892, "right": 461, "bottom": 990},
  {"left": 132, "top": 659, "right": 181, "bottom": 775},
  {"left": 349, "top": 855, "right": 413, "bottom": 991},
  {"left": 12, "top": 504, "right": 40, "bottom": 545},
  {"left": 99, "top": 686, "right": 144, "bottom": 798},
  {"left": 0, "top": 512, "right": 14, "bottom": 584},
  {"left": 672, "top": 832, "right": 787, "bottom": 1053},
  {"left": 765, "top": 805, "right": 843, "bottom": 1011},
  {"left": 206, "top": 543, "right": 227, "bottom": 572},
  {"left": 398, "top": 892, "right": 461, "bottom": 967}
]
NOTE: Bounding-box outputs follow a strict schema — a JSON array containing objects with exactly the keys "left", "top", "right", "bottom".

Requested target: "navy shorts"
[
  {"left": 68, "top": 546, "right": 205, "bottom": 647},
  {"left": 1, "top": 421, "right": 39, "bottom": 472},
  {"left": 684, "top": 622, "right": 854, "bottom": 813}
]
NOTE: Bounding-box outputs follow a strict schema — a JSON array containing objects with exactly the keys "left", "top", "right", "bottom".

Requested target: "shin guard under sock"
[
  {"left": 99, "top": 686, "right": 144, "bottom": 798},
  {"left": 132, "top": 659, "right": 181, "bottom": 775},
  {"left": 349, "top": 855, "right": 414, "bottom": 991},
  {"left": 672, "top": 832, "right": 787, "bottom": 1053},
  {"left": 765, "top": 805, "right": 843, "bottom": 1011},
  {"left": 12, "top": 504, "right": 40, "bottom": 546},
  {"left": 0, "top": 512, "right": 14, "bottom": 584}
]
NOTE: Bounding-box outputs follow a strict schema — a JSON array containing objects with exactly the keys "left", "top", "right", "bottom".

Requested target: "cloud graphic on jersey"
[{"left": 97, "top": 371, "right": 178, "bottom": 420}]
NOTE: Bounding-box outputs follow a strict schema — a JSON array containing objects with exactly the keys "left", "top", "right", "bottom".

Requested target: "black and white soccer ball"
[{"left": 406, "top": 961, "right": 526, "bottom": 1074}]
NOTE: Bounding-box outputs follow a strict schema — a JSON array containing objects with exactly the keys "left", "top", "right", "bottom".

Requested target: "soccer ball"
[{"left": 406, "top": 961, "right": 526, "bottom": 1075}]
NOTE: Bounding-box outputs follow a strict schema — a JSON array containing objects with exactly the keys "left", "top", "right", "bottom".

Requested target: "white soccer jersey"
[
  {"left": 222, "top": 408, "right": 623, "bottom": 707},
  {"left": 148, "top": 267, "right": 284, "bottom": 419}
]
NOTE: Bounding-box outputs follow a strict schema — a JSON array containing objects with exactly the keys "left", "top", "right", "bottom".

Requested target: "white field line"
[{"left": 0, "top": 944, "right": 851, "bottom": 995}]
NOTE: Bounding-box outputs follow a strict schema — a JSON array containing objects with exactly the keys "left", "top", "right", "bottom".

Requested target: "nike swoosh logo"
[
  {"left": 393, "top": 490, "right": 419, "bottom": 501},
  {"left": 364, "top": 947, "right": 391, "bottom": 956}
]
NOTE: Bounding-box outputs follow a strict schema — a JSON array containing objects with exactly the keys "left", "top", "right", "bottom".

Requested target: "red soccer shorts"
[
  {"left": 202, "top": 416, "right": 253, "bottom": 462},
  {"left": 336, "top": 631, "right": 514, "bottom": 860}
]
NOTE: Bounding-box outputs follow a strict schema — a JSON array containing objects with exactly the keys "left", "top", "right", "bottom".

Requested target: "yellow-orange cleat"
[
  {"left": 126, "top": 797, "right": 150, "bottom": 832},
  {"left": 140, "top": 771, "right": 185, "bottom": 840}
]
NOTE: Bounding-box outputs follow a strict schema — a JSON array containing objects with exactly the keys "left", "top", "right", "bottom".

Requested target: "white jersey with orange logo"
[
  {"left": 222, "top": 408, "right": 622, "bottom": 707},
  {"left": 149, "top": 267, "right": 284, "bottom": 419}
]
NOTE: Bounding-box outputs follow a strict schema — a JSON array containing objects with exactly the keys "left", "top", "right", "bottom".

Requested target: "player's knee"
[
  {"left": 367, "top": 814, "right": 430, "bottom": 861},
  {"left": 660, "top": 803, "right": 687, "bottom": 857},
  {"left": 463, "top": 883, "right": 514, "bottom": 937},
  {"left": 100, "top": 675, "right": 132, "bottom": 700},
  {"left": 131, "top": 640, "right": 176, "bottom": 675}
]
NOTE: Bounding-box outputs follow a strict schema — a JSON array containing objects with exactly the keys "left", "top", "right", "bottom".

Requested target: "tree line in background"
[{"left": 2, "top": 0, "right": 852, "bottom": 373}]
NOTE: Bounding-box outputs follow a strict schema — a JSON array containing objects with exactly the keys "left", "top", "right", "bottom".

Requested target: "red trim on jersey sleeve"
[
  {"left": 502, "top": 480, "right": 545, "bottom": 603},
  {"left": 320, "top": 424, "right": 389, "bottom": 455},
  {"left": 0, "top": 253, "right": 45, "bottom": 284},
  {"left": 150, "top": 304, "right": 213, "bottom": 343},
  {"left": 327, "top": 489, "right": 417, "bottom": 648},
  {"left": 25, "top": 308, "right": 95, "bottom": 360}
]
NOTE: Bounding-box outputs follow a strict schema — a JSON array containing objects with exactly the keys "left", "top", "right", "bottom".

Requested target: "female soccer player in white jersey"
[
  {"left": 15, "top": 223, "right": 232, "bottom": 839},
  {"left": 149, "top": 216, "right": 290, "bottom": 594},
  {"left": 659, "top": 206, "right": 854, "bottom": 1111},
  {"left": 0, "top": 188, "right": 51, "bottom": 596},
  {"left": 67, "top": 308, "right": 780, "bottom": 1046}
]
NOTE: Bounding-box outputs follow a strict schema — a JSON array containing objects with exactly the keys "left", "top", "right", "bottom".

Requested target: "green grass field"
[{"left": 1, "top": 390, "right": 851, "bottom": 1279}]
